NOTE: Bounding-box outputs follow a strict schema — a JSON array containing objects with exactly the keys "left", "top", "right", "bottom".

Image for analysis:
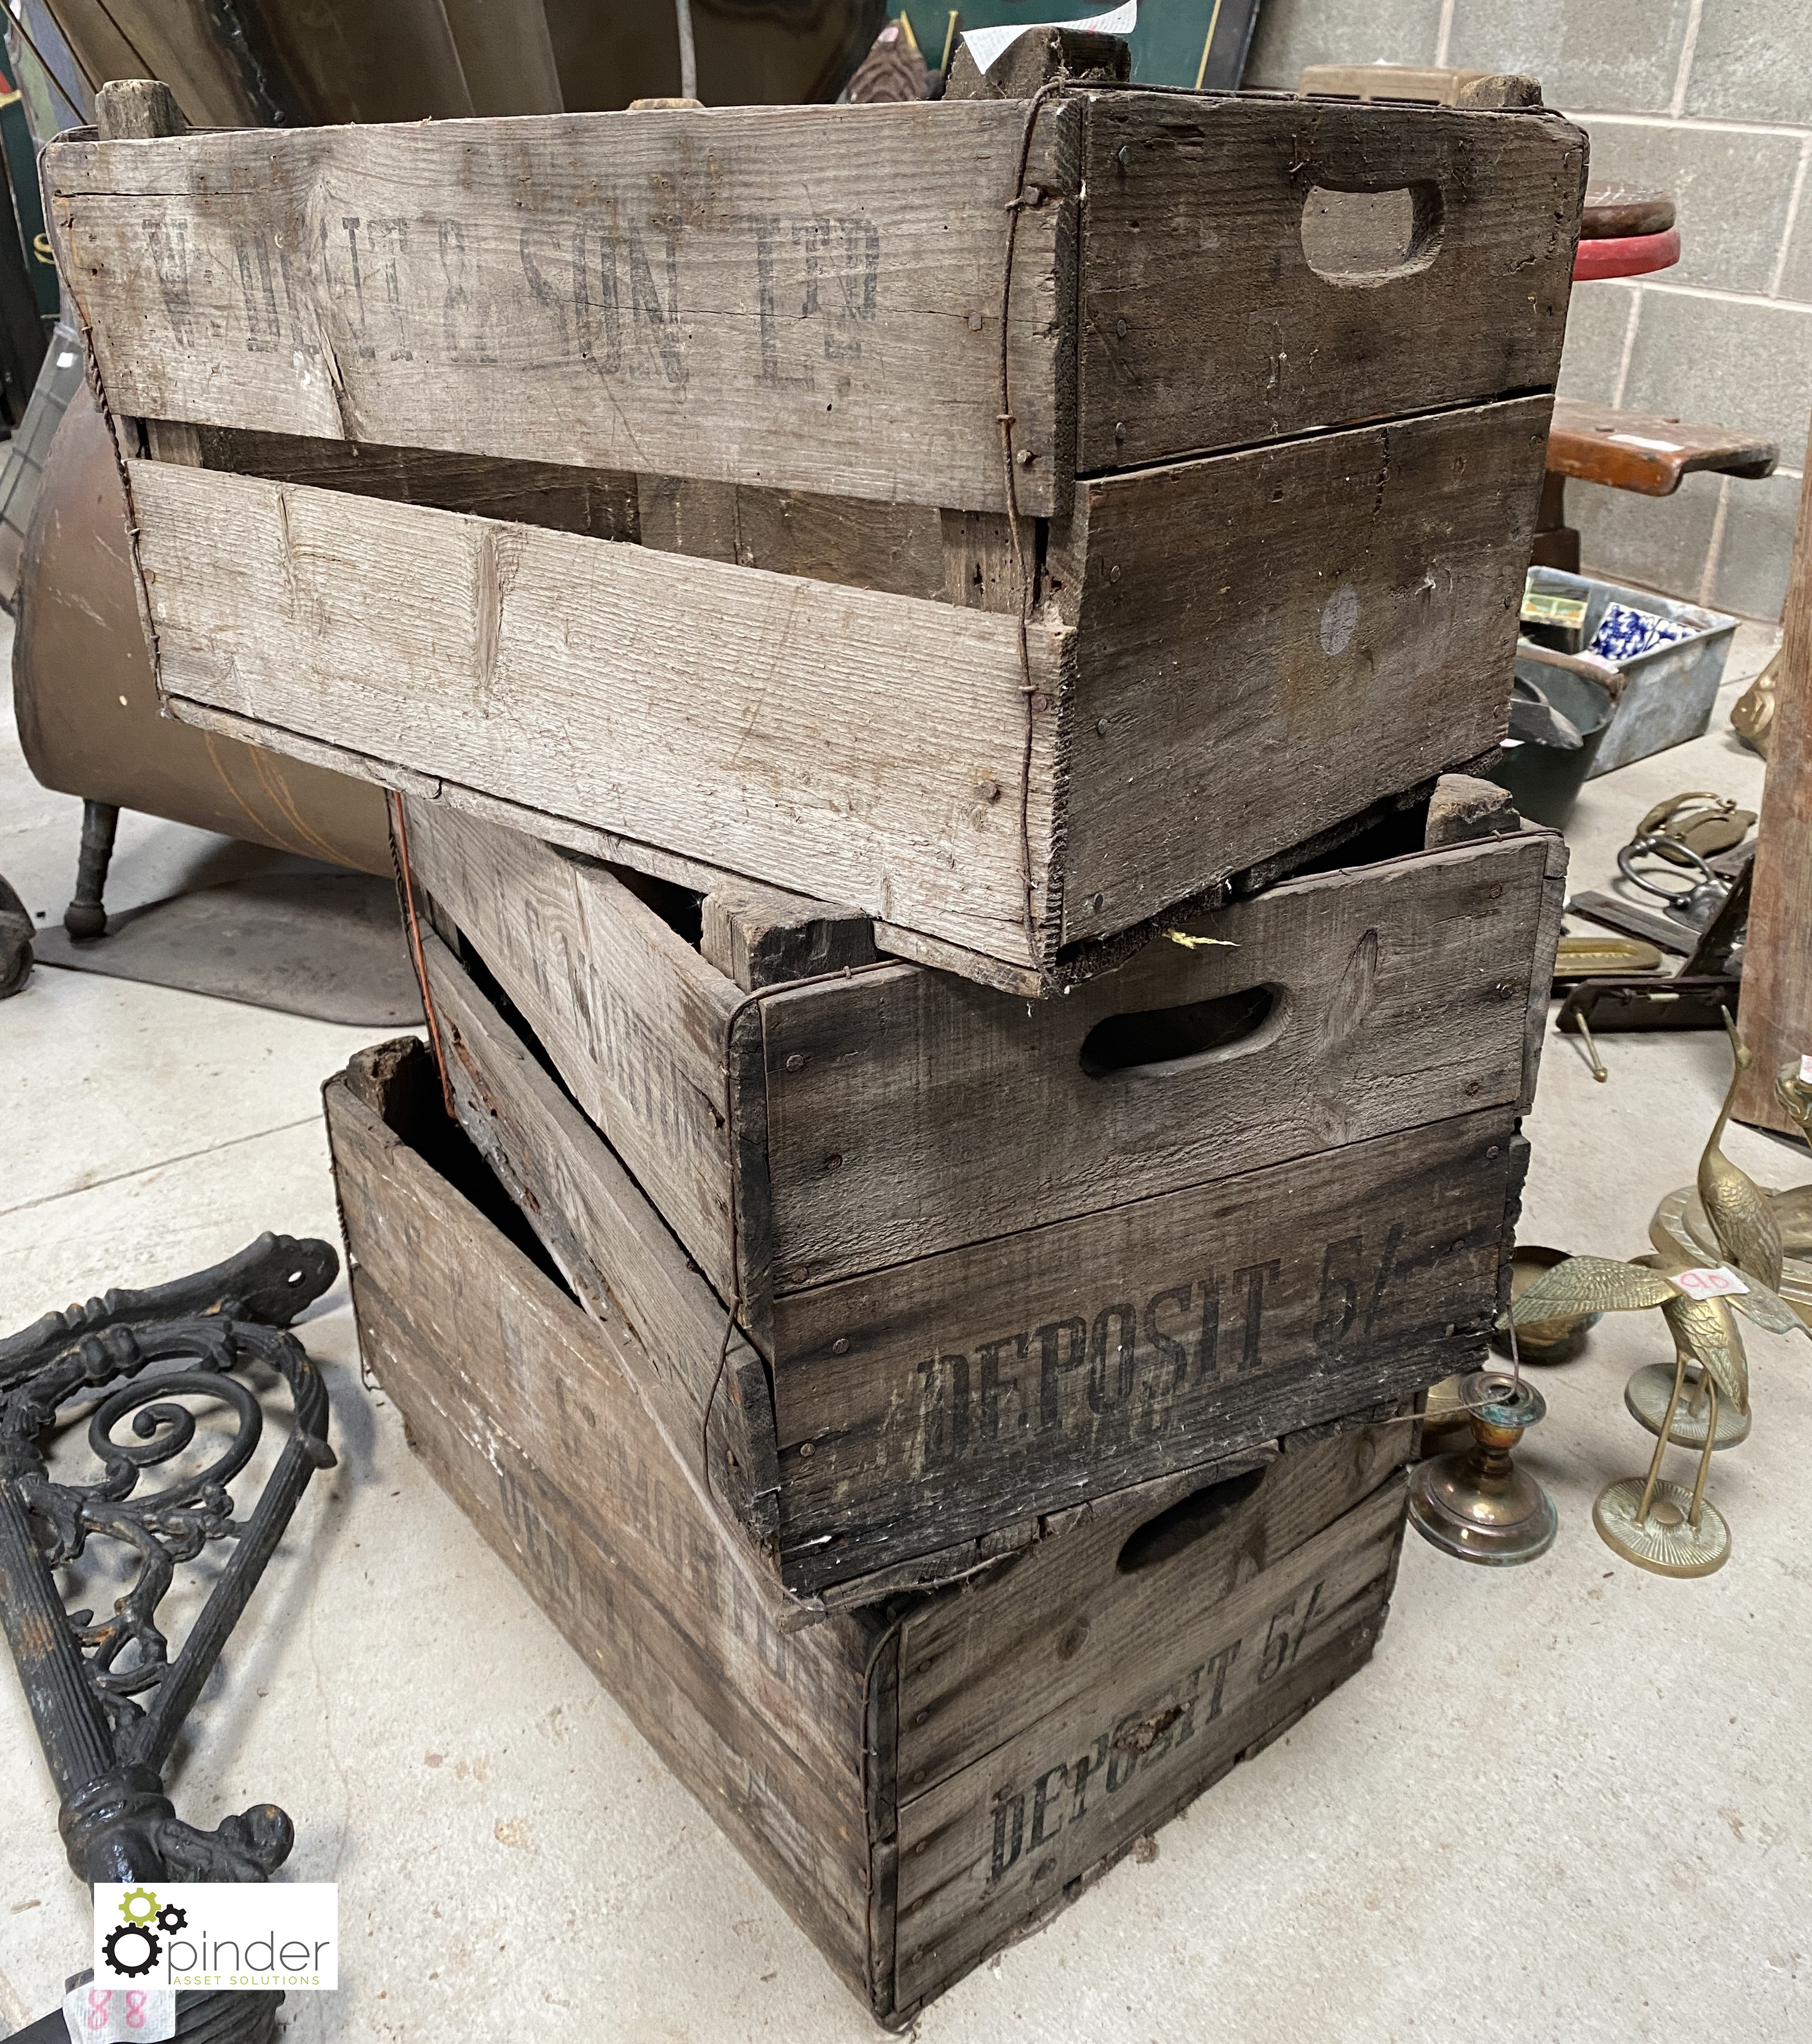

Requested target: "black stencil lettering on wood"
[
  {"left": 1259, "top": 1580, "right": 1324, "bottom": 1683},
  {"left": 898, "top": 1211, "right": 1449, "bottom": 1485},
  {"left": 1069, "top": 1734, "right": 1110, "bottom": 1826},
  {"left": 340, "top": 217, "right": 374, "bottom": 357},
  {"left": 626, "top": 231, "right": 686, "bottom": 387},
  {"left": 369, "top": 219, "right": 413, "bottom": 363},
  {"left": 1037, "top": 1316, "right": 1088, "bottom": 1433},
  {"left": 1231, "top": 1260, "right": 1281, "bottom": 1377},
  {"left": 145, "top": 218, "right": 193, "bottom": 344},
  {"left": 517, "top": 225, "right": 575, "bottom": 352},
  {"left": 977, "top": 1631, "right": 1263, "bottom": 1882},
  {"left": 495, "top": 1460, "right": 575, "bottom": 1607},
  {"left": 437, "top": 219, "right": 498, "bottom": 366},
  {"left": 1142, "top": 1282, "right": 1196, "bottom": 1391},
  {"left": 753, "top": 212, "right": 881, "bottom": 388},
  {"left": 977, "top": 1332, "right": 1028, "bottom": 1439},
  {"left": 1197, "top": 1640, "right": 1241, "bottom": 1728},
  {"left": 232, "top": 231, "right": 281, "bottom": 353},
  {"left": 1104, "top": 1725, "right": 1141, "bottom": 1793},
  {"left": 792, "top": 217, "right": 880, "bottom": 363},
  {"left": 1363, "top": 1221, "right": 1406, "bottom": 1336},
  {"left": 1192, "top": 1278, "right": 1221, "bottom": 1384},
  {"left": 990, "top": 1791, "right": 1024, "bottom": 1882},
  {"left": 1086, "top": 1302, "right": 1138, "bottom": 1414},
  {"left": 918, "top": 1354, "right": 971, "bottom": 1466},
  {"left": 754, "top": 217, "right": 810, "bottom": 390},
  {"left": 1314, "top": 1234, "right": 1366, "bottom": 1346},
  {"left": 571, "top": 227, "right": 624, "bottom": 374},
  {"left": 1029, "top": 1764, "right": 1068, "bottom": 1849}
]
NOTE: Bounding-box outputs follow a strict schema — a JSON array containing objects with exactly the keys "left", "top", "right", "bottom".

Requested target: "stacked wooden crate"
[{"left": 53, "top": 43, "right": 1583, "bottom": 2021}]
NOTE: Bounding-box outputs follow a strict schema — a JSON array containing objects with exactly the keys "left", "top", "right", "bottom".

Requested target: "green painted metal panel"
[{"left": 890, "top": 2, "right": 1261, "bottom": 90}]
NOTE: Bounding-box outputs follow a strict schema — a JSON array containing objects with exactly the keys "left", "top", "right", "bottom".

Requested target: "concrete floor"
[{"left": 4, "top": 621, "right": 1808, "bottom": 2042}]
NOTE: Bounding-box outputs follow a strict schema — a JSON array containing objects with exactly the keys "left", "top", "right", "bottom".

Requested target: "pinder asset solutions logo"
[{"left": 94, "top": 1883, "right": 339, "bottom": 1992}]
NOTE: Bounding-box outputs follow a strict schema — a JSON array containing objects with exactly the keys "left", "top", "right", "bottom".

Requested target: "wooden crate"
[
  {"left": 49, "top": 87, "right": 1584, "bottom": 991},
  {"left": 326, "top": 1038, "right": 1414, "bottom": 2022},
  {"left": 400, "top": 793, "right": 1557, "bottom": 1602}
]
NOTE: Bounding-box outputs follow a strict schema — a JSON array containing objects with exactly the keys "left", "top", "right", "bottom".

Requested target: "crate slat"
[
  {"left": 131, "top": 393, "right": 1545, "bottom": 981},
  {"left": 409, "top": 922, "right": 1520, "bottom": 1599},
  {"left": 132, "top": 457, "right": 1062, "bottom": 968},
  {"left": 767, "top": 1100, "right": 1512, "bottom": 1584},
  {"left": 421, "top": 937, "right": 781, "bottom": 1547},
  {"left": 890, "top": 1480, "right": 1405, "bottom": 2003},
  {"left": 50, "top": 93, "right": 1583, "bottom": 508},
  {"left": 53, "top": 99, "right": 1079, "bottom": 516},
  {"left": 1080, "top": 93, "right": 1584, "bottom": 471},
  {"left": 1055, "top": 393, "right": 1552, "bottom": 943},
  {"left": 405, "top": 793, "right": 1552, "bottom": 1305}
]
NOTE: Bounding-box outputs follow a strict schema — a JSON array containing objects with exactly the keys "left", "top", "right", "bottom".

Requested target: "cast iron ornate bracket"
[{"left": 0, "top": 1233, "right": 337, "bottom": 1889}]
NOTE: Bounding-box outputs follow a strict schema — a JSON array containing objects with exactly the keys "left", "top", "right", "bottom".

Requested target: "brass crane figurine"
[
  {"left": 1775, "top": 1059, "right": 1812, "bottom": 1149},
  {"left": 1698, "top": 1012, "right": 1783, "bottom": 1290},
  {"left": 1511, "top": 1250, "right": 1807, "bottom": 1576},
  {"left": 1648, "top": 1043, "right": 1812, "bottom": 1324}
]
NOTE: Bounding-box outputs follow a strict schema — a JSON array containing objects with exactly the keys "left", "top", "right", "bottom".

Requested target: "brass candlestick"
[{"left": 1408, "top": 1369, "right": 1558, "bottom": 1566}]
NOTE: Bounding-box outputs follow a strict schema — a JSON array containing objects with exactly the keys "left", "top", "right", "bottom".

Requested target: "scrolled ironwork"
[{"left": 0, "top": 1234, "right": 338, "bottom": 2041}]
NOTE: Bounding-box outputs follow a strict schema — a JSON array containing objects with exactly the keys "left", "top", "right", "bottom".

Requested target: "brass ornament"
[
  {"left": 1593, "top": 1478, "right": 1730, "bottom": 1578},
  {"left": 1650, "top": 1185, "right": 1812, "bottom": 1329},
  {"left": 1695, "top": 1014, "right": 1782, "bottom": 1290},
  {"left": 1512, "top": 1034, "right": 1812, "bottom": 1579},
  {"left": 1647, "top": 1034, "right": 1812, "bottom": 1331},
  {"left": 1730, "top": 649, "right": 1777, "bottom": 759},
  {"left": 1491, "top": 1243, "right": 1601, "bottom": 1363},
  {"left": 1596, "top": 1306, "right": 1734, "bottom": 1579},
  {"left": 1552, "top": 933, "right": 1663, "bottom": 979},
  {"left": 1624, "top": 1360, "right": 1750, "bottom": 1449},
  {"left": 1408, "top": 1370, "right": 1558, "bottom": 1566},
  {"left": 1775, "top": 1060, "right": 1812, "bottom": 1149},
  {"left": 1509, "top": 1248, "right": 1807, "bottom": 1577},
  {"left": 1418, "top": 1373, "right": 1476, "bottom": 1458}
]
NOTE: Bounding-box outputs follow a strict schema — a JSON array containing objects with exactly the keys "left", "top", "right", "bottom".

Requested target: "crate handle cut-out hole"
[
  {"left": 1079, "top": 983, "right": 1282, "bottom": 1079},
  {"left": 1300, "top": 183, "right": 1442, "bottom": 282},
  {"left": 1118, "top": 1465, "right": 1269, "bottom": 1574}
]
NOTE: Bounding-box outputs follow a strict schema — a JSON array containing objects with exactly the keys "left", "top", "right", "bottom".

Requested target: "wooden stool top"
[
  {"left": 1549, "top": 398, "right": 1778, "bottom": 496},
  {"left": 1583, "top": 185, "right": 1675, "bottom": 237}
]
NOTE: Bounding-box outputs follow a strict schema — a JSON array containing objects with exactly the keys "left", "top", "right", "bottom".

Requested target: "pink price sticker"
[
  {"left": 62, "top": 1983, "right": 175, "bottom": 2042},
  {"left": 1673, "top": 1266, "right": 1748, "bottom": 1300}
]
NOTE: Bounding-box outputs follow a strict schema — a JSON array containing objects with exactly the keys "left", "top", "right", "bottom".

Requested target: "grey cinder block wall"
[{"left": 1247, "top": 0, "right": 1811, "bottom": 621}]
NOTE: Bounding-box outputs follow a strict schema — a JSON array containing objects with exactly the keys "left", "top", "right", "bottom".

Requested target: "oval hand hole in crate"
[
  {"left": 1079, "top": 982, "right": 1283, "bottom": 1079},
  {"left": 1300, "top": 184, "right": 1443, "bottom": 282},
  {"left": 1118, "top": 1465, "right": 1270, "bottom": 1574}
]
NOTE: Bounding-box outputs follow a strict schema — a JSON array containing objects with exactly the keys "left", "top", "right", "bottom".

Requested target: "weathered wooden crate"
[
  {"left": 327, "top": 1037, "right": 1413, "bottom": 2023},
  {"left": 49, "top": 85, "right": 1584, "bottom": 991},
  {"left": 398, "top": 785, "right": 1561, "bottom": 1602}
]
